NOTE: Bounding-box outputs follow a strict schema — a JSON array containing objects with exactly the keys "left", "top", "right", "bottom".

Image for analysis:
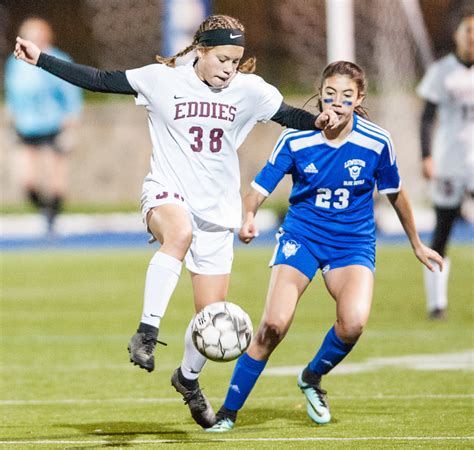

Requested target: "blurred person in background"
[
  {"left": 12, "top": 14, "right": 338, "bottom": 428},
  {"left": 4, "top": 18, "right": 83, "bottom": 234},
  {"left": 417, "top": 10, "right": 474, "bottom": 320},
  {"left": 207, "top": 61, "right": 443, "bottom": 432}
]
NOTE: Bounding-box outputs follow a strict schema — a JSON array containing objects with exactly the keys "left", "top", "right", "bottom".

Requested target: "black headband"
[{"left": 197, "top": 28, "right": 245, "bottom": 47}]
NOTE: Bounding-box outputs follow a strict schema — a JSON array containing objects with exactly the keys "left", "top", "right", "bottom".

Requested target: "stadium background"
[
  {"left": 0, "top": 0, "right": 468, "bottom": 213},
  {"left": 0, "top": 2, "right": 472, "bottom": 447}
]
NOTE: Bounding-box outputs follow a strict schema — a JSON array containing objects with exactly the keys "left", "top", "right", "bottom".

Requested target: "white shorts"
[
  {"left": 141, "top": 178, "right": 188, "bottom": 224},
  {"left": 431, "top": 177, "right": 471, "bottom": 208},
  {"left": 185, "top": 215, "right": 235, "bottom": 275},
  {"left": 141, "top": 178, "right": 234, "bottom": 275}
]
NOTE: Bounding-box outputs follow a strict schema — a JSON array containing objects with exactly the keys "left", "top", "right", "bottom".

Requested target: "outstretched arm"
[
  {"left": 271, "top": 102, "right": 340, "bottom": 131},
  {"left": 387, "top": 187, "right": 443, "bottom": 271},
  {"left": 14, "top": 36, "right": 136, "bottom": 95},
  {"left": 239, "top": 188, "right": 268, "bottom": 244}
]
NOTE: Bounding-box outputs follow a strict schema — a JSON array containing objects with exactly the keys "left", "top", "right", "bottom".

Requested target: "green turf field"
[{"left": 1, "top": 246, "right": 473, "bottom": 448}]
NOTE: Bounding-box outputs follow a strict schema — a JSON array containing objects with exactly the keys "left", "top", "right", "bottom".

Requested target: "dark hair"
[
  {"left": 452, "top": 2, "right": 474, "bottom": 31},
  {"left": 309, "top": 60, "right": 369, "bottom": 119},
  {"left": 155, "top": 15, "right": 256, "bottom": 73}
]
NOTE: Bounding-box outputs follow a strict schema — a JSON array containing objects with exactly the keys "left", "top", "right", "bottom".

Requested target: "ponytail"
[
  {"left": 155, "top": 14, "right": 256, "bottom": 72},
  {"left": 155, "top": 42, "right": 198, "bottom": 67}
]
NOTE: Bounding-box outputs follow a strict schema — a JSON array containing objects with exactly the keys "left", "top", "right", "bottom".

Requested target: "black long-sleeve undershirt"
[
  {"left": 37, "top": 53, "right": 135, "bottom": 94},
  {"left": 37, "top": 53, "right": 319, "bottom": 130},
  {"left": 420, "top": 101, "right": 437, "bottom": 159},
  {"left": 271, "top": 102, "right": 319, "bottom": 130}
]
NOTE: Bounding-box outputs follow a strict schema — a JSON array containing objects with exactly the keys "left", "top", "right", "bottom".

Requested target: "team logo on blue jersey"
[
  {"left": 344, "top": 159, "right": 366, "bottom": 180},
  {"left": 343, "top": 159, "right": 367, "bottom": 186},
  {"left": 282, "top": 240, "right": 301, "bottom": 259}
]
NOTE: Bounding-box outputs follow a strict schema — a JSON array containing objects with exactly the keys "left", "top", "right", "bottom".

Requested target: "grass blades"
[{"left": 1, "top": 246, "right": 473, "bottom": 448}]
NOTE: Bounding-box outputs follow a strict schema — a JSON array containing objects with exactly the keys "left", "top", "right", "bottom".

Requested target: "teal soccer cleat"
[
  {"left": 205, "top": 417, "right": 235, "bottom": 433},
  {"left": 297, "top": 369, "right": 331, "bottom": 424}
]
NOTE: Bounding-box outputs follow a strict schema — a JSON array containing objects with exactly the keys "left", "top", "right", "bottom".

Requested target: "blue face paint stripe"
[
  {"left": 323, "top": 98, "right": 333, "bottom": 103},
  {"left": 342, "top": 100, "right": 353, "bottom": 106}
]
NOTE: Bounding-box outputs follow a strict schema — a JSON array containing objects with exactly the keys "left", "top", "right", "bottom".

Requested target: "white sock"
[
  {"left": 180, "top": 318, "right": 207, "bottom": 380},
  {"left": 140, "top": 251, "right": 182, "bottom": 328},
  {"left": 423, "top": 258, "right": 450, "bottom": 312}
]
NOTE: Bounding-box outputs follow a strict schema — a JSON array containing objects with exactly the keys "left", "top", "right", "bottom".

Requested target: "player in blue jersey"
[{"left": 207, "top": 61, "right": 444, "bottom": 432}]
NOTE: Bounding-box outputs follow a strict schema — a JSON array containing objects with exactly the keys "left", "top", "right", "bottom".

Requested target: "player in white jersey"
[
  {"left": 206, "top": 61, "right": 443, "bottom": 432},
  {"left": 417, "top": 11, "right": 474, "bottom": 319},
  {"left": 13, "top": 14, "right": 338, "bottom": 428}
]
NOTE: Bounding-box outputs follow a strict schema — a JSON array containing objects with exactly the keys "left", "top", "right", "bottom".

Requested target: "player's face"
[
  {"left": 320, "top": 75, "right": 364, "bottom": 126},
  {"left": 454, "top": 16, "right": 474, "bottom": 62},
  {"left": 195, "top": 45, "right": 244, "bottom": 89},
  {"left": 20, "top": 19, "right": 53, "bottom": 51}
]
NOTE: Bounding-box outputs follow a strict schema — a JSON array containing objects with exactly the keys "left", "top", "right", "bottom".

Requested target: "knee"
[
  {"left": 255, "top": 320, "right": 286, "bottom": 353},
  {"left": 335, "top": 319, "right": 364, "bottom": 343},
  {"left": 157, "top": 223, "right": 192, "bottom": 254},
  {"left": 170, "top": 226, "right": 193, "bottom": 251}
]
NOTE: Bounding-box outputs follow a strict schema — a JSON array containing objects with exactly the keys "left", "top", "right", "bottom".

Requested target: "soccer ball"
[{"left": 191, "top": 301, "right": 253, "bottom": 362}]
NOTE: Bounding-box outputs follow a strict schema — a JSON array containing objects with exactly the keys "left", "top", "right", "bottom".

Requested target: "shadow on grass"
[
  {"left": 236, "top": 404, "right": 327, "bottom": 430},
  {"left": 58, "top": 421, "right": 189, "bottom": 447},
  {"left": 57, "top": 405, "right": 332, "bottom": 446}
]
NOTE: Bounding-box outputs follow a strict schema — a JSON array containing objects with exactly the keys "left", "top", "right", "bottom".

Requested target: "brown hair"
[
  {"left": 309, "top": 61, "right": 369, "bottom": 119},
  {"left": 155, "top": 15, "right": 256, "bottom": 73}
]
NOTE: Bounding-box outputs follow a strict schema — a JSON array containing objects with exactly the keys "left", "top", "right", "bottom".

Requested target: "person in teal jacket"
[{"left": 5, "top": 17, "right": 82, "bottom": 233}]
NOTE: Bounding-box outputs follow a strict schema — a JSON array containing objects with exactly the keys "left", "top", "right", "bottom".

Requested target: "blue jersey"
[
  {"left": 5, "top": 47, "right": 83, "bottom": 137},
  {"left": 253, "top": 113, "right": 401, "bottom": 247}
]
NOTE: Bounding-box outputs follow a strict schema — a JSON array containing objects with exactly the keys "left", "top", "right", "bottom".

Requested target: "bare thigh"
[
  {"left": 190, "top": 272, "right": 230, "bottom": 312},
  {"left": 247, "top": 264, "right": 311, "bottom": 360},
  {"left": 323, "top": 265, "right": 374, "bottom": 342},
  {"left": 146, "top": 204, "right": 193, "bottom": 261},
  {"left": 46, "top": 149, "right": 67, "bottom": 195},
  {"left": 20, "top": 145, "right": 41, "bottom": 189}
]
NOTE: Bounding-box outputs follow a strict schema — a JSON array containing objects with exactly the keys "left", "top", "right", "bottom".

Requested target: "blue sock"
[
  {"left": 308, "top": 326, "right": 355, "bottom": 375},
  {"left": 223, "top": 353, "right": 267, "bottom": 411}
]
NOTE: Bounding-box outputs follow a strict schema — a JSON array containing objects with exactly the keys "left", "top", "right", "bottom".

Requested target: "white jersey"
[
  {"left": 417, "top": 54, "right": 474, "bottom": 178},
  {"left": 126, "top": 61, "right": 283, "bottom": 228}
]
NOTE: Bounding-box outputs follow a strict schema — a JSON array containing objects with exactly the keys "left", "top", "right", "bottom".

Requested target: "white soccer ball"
[{"left": 191, "top": 301, "right": 253, "bottom": 362}]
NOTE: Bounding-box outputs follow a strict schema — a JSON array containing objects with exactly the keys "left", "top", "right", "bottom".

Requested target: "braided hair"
[{"left": 155, "top": 15, "right": 256, "bottom": 73}]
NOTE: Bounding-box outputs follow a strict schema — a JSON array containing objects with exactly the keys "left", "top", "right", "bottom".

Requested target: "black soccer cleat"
[
  {"left": 428, "top": 308, "right": 447, "bottom": 320},
  {"left": 171, "top": 368, "right": 216, "bottom": 428},
  {"left": 128, "top": 323, "right": 167, "bottom": 372}
]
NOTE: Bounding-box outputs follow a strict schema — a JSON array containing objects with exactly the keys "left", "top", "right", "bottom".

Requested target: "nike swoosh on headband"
[{"left": 230, "top": 33, "right": 243, "bottom": 39}]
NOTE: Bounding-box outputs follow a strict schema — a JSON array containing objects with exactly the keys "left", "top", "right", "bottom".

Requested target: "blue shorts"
[{"left": 269, "top": 228, "right": 375, "bottom": 280}]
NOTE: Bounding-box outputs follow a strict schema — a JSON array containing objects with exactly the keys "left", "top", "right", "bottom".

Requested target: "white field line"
[
  {"left": 1, "top": 350, "right": 472, "bottom": 374},
  {"left": 2, "top": 329, "right": 470, "bottom": 343},
  {"left": 2, "top": 393, "right": 473, "bottom": 406},
  {"left": 3, "top": 351, "right": 470, "bottom": 373},
  {"left": 264, "top": 350, "right": 474, "bottom": 376},
  {"left": 0, "top": 437, "right": 472, "bottom": 445}
]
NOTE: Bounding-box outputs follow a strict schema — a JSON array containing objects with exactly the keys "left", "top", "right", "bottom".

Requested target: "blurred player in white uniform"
[
  {"left": 13, "top": 14, "right": 338, "bottom": 427},
  {"left": 417, "top": 11, "right": 474, "bottom": 319}
]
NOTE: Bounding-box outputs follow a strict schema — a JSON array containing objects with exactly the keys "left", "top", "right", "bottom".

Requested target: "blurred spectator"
[
  {"left": 417, "top": 10, "right": 474, "bottom": 319},
  {"left": 4, "top": 18, "right": 82, "bottom": 233}
]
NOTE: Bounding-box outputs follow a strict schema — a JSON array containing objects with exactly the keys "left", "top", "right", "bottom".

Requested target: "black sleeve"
[
  {"left": 37, "top": 53, "right": 137, "bottom": 95},
  {"left": 420, "top": 101, "right": 437, "bottom": 159},
  {"left": 271, "top": 101, "right": 319, "bottom": 130}
]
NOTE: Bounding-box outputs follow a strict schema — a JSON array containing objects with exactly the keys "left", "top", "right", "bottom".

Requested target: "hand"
[
  {"left": 421, "top": 156, "right": 434, "bottom": 180},
  {"left": 14, "top": 36, "right": 41, "bottom": 65},
  {"left": 414, "top": 243, "right": 444, "bottom": 272},
  {"left": 238, "top": 219, "right": 259, "bottom": 244},
  {"left": 315, "top": 110, "right": 340, "bottom": 130}
]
